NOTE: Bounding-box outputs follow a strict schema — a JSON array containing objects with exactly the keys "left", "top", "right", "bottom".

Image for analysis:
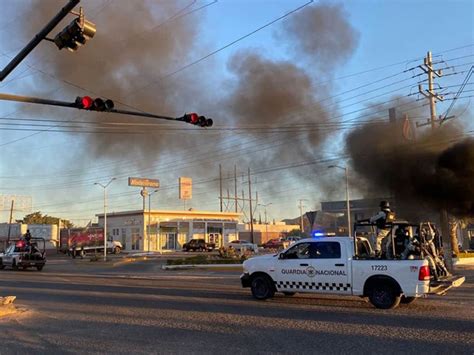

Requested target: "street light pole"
[
  {"left": 94, "top": 178, "right": 116, "bottom": 261},
  {"left": 148, "top": 189, "right": 159, "bottom": 253},
  {"left": 328, "top": 165, "right": 351, "bottom": 238}
]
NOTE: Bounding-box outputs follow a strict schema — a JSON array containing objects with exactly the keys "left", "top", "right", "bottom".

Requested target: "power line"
[{"left": 129, "top": 0, "right": 314, "bottom": 96}]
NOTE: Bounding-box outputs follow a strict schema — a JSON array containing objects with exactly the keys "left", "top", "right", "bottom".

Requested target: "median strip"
[
  {"left": 162, "top": 264, "right": 243, "bottom": 270},
  {"left": 0, "top": 296, "right": 17, "bottom": 317}
]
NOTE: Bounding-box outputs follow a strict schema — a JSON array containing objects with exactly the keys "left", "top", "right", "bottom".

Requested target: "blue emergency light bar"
[{"left": 312, "top": 231, "right": 336, "bottom": 238}]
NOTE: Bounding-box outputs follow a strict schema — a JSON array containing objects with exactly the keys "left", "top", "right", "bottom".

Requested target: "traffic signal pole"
[
  {"left": 0, "top": 0, "right": 80, "bottom": 82},
  {"left": 0, "top": 92, "right": 77, "bottom": 109}
]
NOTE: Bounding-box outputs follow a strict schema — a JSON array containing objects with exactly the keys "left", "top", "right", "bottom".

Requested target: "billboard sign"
[
  {"left": 60, "top": 227, "right": 104, "bottom": 251},
  {"left": 128, "top": 177, "right": 160, "bottom": 188},
  {"left": 0, "top": 195, "right": 32, "bottom": 212},
  {"left": 179, "top": 177, "right": 192, "bottom": 200}
]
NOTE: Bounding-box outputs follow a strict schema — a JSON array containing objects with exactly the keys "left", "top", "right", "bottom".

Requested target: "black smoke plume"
[
  {"left": 222, "top": 2, "right": 359, "bottom": 169},
  {"left": 346, "top": 106, "right": 474, "bottom": 218}
]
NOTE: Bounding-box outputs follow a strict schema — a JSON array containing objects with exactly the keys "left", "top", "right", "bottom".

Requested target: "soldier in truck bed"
[{"left": 359, "top": 201, "right": 395, "bottom": 258}]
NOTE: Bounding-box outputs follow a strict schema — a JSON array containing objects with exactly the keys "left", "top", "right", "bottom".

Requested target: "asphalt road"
[{"left": 0, "top": 256, "right": 472, "bottom": 354}]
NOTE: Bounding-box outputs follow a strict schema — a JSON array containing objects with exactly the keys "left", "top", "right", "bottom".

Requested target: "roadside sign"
[
  {"left": 179, "top": 177, "right": 192, "bottom": 200},
  {"left": 128, "top": 177, "right": 160, "bottom": 188}
]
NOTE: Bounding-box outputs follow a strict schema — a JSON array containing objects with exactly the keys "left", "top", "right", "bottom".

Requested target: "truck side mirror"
[{"left": 278, "top": 253, "right": 285, "bottom": 260}]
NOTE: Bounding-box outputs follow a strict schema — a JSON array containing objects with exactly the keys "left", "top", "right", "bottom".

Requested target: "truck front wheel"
[
  {"left": 368, "top": 284, "right": 401, "bottom": 309},
  {"left": 250, "top": 274, "right": 275, "bottom": 300}
]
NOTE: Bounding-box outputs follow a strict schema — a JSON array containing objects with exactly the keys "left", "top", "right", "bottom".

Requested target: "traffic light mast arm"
[
  {"left": 0, "top": 0, "right": 80, "bottom": 82},
  {"left": 0, "top": 92, "right": 201, "bottom": 124},
  {"left": 0, "top": 92, "right": 77, "bottom": 109},
  {"left": 110, "top": 109, "right": 176, "bottom": 122}
]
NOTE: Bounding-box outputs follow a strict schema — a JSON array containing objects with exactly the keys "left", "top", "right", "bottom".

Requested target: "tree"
[
  {"left": 287, "top": 229, "right": 308, "bottom": 238},
  {"left": 17, "top": 211, "right": 73, "bottom": 228}
]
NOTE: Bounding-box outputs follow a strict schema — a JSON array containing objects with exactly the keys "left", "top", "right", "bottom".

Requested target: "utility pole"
[
  {"left": 234, "top": 165, "right": 238, "bottom": 213},
  {"left": 219, "top": 164, "right": 223, "bottom": 212},
  {"left": 417, "top": 51, "right": 455, "bottom": 270},
  {"left": 418, "top": 51, "right": 444, "bottom": 129},
  {"left": 248, "top": 168, "right": 254, "bottom": 243},
  {"left": 298, "top": 199, "right": 308, "bottom": 235},
  {"left": 6, "top": 200, "right": 14, "bottom": 246}
]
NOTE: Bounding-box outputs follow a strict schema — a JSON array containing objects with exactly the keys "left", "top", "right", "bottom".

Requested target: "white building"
[
  {"left": 0, "top": 223, "right": 59, "bottom": 249},
  {"left": 97, "top": 209, "right": 241, "bottom": 252}
]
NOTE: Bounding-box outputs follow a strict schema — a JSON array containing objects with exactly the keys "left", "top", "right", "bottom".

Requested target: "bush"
[{"left": 167, "top": 255, "right": 245, "bottom": 265}]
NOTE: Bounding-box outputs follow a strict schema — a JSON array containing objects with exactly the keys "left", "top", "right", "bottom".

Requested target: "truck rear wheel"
[
  {"left": 251, "top": 274, "right": 275, "bottom": 300},
  {"left": 114, "top": 246, "right": 121, "bottom": 254},
  {"left": 36, "top": 265, "right": 44, "bottom": 271},
  {"left": 12, "top": 260, "right": 18, "bottom": 271},
  {"left": 368, "top": 284, "right": 401, "bottom": 309}
]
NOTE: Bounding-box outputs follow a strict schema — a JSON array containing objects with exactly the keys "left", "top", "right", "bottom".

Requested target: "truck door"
[
  {"left": 309, "top": 241, "right": 351, "bottom": 295},
  {"left": 273, "top": 242, "right": 319, "bottom": 293},
  {"left": 2, "top": 244, "right": 16, "bottom": 265}
]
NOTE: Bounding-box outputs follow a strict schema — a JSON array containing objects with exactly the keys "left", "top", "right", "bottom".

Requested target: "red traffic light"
[
  {"left": 75, "top": 96, "right": 93, "bottom": 109},
  {"left": 181, "top": 113, "right": 212, "bottom": 127},
  {"left": 189, "top": 113, "right": 199, "bottom": 124},
  {"left": 75, "top": 96, "right": 114, "bottom": 111},
  {"left": 82, "top": 96, "right": 93, "bottom": 109}
]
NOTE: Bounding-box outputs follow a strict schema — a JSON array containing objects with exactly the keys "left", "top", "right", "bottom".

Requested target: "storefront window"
[
  {"left": 121, "top": 228, "right": 127, "bottom": 250},
  {"left": 131, "top": 228, "right": 140, "bottom": 250}
]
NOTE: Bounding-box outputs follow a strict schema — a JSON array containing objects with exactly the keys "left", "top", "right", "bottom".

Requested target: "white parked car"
[{"left": 229, "top": 240, "right": 259, "bottom": 253}]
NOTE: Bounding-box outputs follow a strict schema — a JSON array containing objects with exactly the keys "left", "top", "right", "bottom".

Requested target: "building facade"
[
  {"left": 97, "top": 209, "right": 241, "bottom": 252},
  {"left": 238, "top": 223, "right": 300, "bottom": 244},
  {"left": 0, "top": 223, "right": 58, "bottom": 249}
]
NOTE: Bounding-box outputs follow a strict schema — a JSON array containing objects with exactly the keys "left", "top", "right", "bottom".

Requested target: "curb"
[
  {"left": 162, "top": 264, "right": 243, "bottom": 270},
  {"left": 453, "top": 257, "right": 474, "bottom": 265}
]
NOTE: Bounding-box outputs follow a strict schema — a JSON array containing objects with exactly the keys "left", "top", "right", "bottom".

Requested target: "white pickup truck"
[{"left": 241, "top": 236, "right": 465, "bottom": 309}]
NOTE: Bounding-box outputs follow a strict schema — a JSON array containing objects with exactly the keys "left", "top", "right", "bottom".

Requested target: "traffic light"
[
  {"left": 54, "top": 9, "right": 96, "bottom": 52},
  {"left": 182, "top": 113, "right": 213, "bottom": 127},
  {"left": 75, "top": 96, "right": 114, "bottom": 111}
]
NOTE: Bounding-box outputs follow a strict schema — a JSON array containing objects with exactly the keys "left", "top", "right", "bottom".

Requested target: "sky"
[{"left": 0, "top": 0, "right": 473, "bottom": 226}]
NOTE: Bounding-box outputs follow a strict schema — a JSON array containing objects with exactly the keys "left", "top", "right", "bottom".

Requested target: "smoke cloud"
[
  {"left": 3, "top": 1, "right": 360, "bottom": 206},
  {"left": 278, "top": 2, "right": 359, "bottom": 71},
  {"left": 346, "top": 102, "right": 474, "bottom": 218},
  {"left": 222, "top": 2, "right": 359, "bottom": 169},
  {"left": 5, "top": 0, "right": 208, "bottom": 165}
]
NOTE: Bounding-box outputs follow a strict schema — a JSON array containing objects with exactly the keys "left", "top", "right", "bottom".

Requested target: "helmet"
[{"left": 379, "top": 200, "right": 390, "bottom": 210}]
